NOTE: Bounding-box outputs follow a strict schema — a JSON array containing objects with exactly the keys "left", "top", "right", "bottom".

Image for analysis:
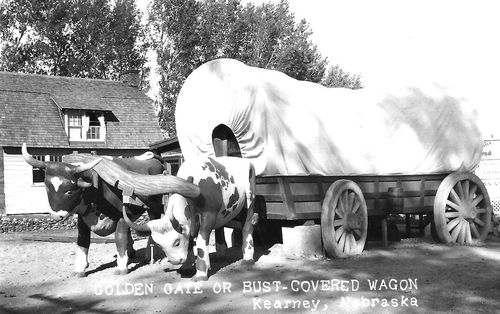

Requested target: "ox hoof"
[
  {"left": 114, "top": 269, "right": 129, "bottom": 276},
  {"left": 177, "top": 267, "right": 196, "bottom": 278},
  {"left": 241, "top": 259, "right": 255, "bottom": 266},
  {"left": 73, "top": 271, "right": 86, "bottom": 278},
  {"left": 192, "top": 275, "right": 208, "bottom": 282}
]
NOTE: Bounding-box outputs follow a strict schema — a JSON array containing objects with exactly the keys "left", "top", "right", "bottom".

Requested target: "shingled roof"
[{"left": 0, "top": 71, "right": 164, "bottom": 149}]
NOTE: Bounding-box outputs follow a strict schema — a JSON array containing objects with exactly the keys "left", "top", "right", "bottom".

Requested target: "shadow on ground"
[{"left": 1, "top": 236, "right": 499, "bottom": 314}]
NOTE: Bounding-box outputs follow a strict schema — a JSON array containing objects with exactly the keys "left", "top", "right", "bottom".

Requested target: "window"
[
  {"left": 68, "top": 113, "right": 83, "bottom": 140},
  {"left": 65, "top": 110, "right": 105, "bottom": 141},
  {"left": 32, "top": 155, "right": 62, "bottom": 184},
  {"left": 86, "top": 113, "right": 101, "bottom": 140}
]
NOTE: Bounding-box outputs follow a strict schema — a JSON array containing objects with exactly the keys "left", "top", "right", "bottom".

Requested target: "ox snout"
[
  {"left": 50, "top": 210, "right": 70, "bottom": 221},
  {"left": 166, "top": 256, "right": 185, "bottom": 265}
]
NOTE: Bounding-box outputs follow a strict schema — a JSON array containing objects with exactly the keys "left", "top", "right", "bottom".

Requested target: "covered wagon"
[{"left": 175, "top": 58, "right": 491, "bottom": 257}]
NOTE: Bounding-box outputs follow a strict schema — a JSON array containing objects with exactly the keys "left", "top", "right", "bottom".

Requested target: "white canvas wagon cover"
[{"left": 175, "top": 59, "right": 482, "bottom": 176}]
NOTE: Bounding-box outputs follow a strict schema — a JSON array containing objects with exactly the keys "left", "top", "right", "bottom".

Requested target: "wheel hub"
[
  {"left": 343, "top": 212, "right": 361, "bottom": 232},
  {"left": 469, "top": 206, "right": 477, "bottom": 219},
  {"left": 461, "top": 199, "right": 477, "bottom": 219}
]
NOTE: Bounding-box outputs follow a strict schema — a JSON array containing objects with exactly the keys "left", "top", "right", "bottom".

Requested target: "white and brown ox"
[
  {"left": 123, "top": 156, "right": 257, "bottom": 281},
  {"left": 22, "top": 143, "right": 199, "bottom": 276}
]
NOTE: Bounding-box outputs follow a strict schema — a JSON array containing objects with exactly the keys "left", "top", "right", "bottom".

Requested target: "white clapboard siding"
[{"left": 4, "top": 152, "right": 51, "bottom": 214}]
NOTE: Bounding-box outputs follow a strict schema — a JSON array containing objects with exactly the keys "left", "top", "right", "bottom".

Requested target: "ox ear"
[{"left": 77, "top": 178, "right": 92, "bottom": 189}]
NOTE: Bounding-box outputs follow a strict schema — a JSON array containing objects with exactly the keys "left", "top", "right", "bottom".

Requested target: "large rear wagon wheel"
[
  {"left": 434, "top": 172, "right": 492, "bottom": 244},
  {"left": 321, "top": 180, "right": 368, "bottom": 258}
]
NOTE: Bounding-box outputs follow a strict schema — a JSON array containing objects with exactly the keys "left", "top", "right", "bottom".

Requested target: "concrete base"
[{"left": 282, "top": 224, "right": 323, "bottom": 257}]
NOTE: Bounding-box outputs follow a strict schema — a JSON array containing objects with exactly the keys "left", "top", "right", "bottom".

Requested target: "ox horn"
[
  {"left": 122, "top": 205, "right": 151, "bottom": 233},
  {"left": 92, "top": 158, "right": 201, "bottom": 198},
  {"left": 168, "top": 206, "right": 183, "bottom": 234},
  {"left": 167, "top": 176, "right": 194, "bottom": 233},
  {"left": 74, "top": 158, "right": 102, "bottom": 174},
  {"left": 22, "top": 143, "right": 46, "bottom": 169}
]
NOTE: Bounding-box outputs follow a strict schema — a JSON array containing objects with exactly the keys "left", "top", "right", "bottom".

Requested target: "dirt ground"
[{"left": 1, "top": 230, "right": 499, "bottom": 314}]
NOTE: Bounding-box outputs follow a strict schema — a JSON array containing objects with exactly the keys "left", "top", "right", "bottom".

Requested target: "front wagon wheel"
[
  {"left": 321, "top": 180, "right": 368, "bottom": 258},
  {"left": 433, "top": 172, "right": 492, "bottom": 244}
]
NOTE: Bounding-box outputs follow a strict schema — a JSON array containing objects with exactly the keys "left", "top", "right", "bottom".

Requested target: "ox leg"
[
  {"left": 74, "top": 215, "right": 90, "bottom": 277},
  {"left": 177, "top": 238, "right": 196, "bottom": 276},
  {"left": 241, "top": 208, "right": 257, "bottom": 265},
  {"left": 127, "top": 229, "right": 136, "bottom": 259},
  {"left": 145, "top": 207, "right": 162, "bottom": 263},
  {"left": 193, "top": 229, "right": 211, "bottom": 281},
  {"left": 215, "top": 228, "right": 227, "bottom": 256},
  {"left": 114, "top": 218, "right": 130, "bottom": 275}
]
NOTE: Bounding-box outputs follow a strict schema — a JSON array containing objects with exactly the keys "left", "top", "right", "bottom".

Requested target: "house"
[
  {"left": 0, "top": 70, "right": 164, "bottom": 214},
  {"left": 149, "top": 136, "right": 183, "bottom": 175}
]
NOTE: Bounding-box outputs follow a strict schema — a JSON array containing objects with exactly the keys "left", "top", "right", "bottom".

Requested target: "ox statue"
[
  {"left": 123, "top": 156, "right": 257, "bottom": 281},
  {"left": 22, "top": 143, "right": 199, "bottom": 276}
]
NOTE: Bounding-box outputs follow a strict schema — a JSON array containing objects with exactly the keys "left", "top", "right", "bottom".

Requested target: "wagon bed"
[
  {"left": 253, "top": 171, "right": 492, "bottom": 257},
  {"left": 256, "top": 173, "right": 447, "bottom": 220}
]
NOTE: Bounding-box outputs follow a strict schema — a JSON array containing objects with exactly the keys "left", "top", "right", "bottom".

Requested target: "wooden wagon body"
[
  {"left": 256, "top": 174, "right": 447, "bottom": 221},
  {"left": 251, "top": 171, "right": 491, "bottom": 257}
]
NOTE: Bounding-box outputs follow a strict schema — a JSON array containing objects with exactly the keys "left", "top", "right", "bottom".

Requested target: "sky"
[{"left": 139, "top": 0, "right": 500, "bottom": 136}]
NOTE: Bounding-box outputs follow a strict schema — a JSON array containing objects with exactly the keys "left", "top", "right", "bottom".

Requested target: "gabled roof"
[{"left": 0, "top": 71, "right": 165, "bottom": 149}]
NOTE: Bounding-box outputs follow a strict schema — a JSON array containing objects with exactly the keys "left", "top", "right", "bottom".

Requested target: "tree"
[
  {"left": 322, "top": 64, "right": 363, "bottom": 89},
  {"left": 148, "top": 0, "right": 330, "bottom": 136},
  {"left": 0, "top": 0, "right": 146, "bottom": 80},
  {"left": 147, "top": 0, "right": 200, "bottom": 135}
]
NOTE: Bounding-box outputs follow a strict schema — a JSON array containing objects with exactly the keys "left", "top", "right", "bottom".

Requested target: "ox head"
[
  {"left": 122, "top": 178, "right": 198, "bottom": 265},
  {"left": 22, "top": 143, "right": 101, "bottom": 220}
]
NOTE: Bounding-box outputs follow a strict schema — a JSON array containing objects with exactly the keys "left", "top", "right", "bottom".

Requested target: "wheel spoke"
[
  {"left": 450, "top": 219, "right": 463, "bottom": 242},
  {"left": 463, "top": 180, "right": 470, "bottom": 202},
  {"left": 349, "top": 233, "right": 357, "bottom": 252},
  {"left": 473, "top": 217, "right": 485, "bottom": 227},
  {"left": 470, "top": 222, "right": 480, "bottom": 238},
  {"left": 446, "top": 200, "right": 462, "bottom": 212},
  {"left": 338, "top": 230, "right": 346, "bottom": 248},
  {"left": 341, "top": 191, "right": 349, "bottom": 213},
  {"left": 333, "top": 219, "right": 344, "bottom": 227},
  {"left": 445, "top": 211, "right": 461, "bottom": 219},
  {"left": 457, "top": 221, "right": 466, "bottom": 244},
  {"left": 456, "top": 181, "right": 465, "bottom": 201},
  {"left": 449, "top": 189, "right": 462, "bottom": 207},
  {"left": 476, "top": 208, "right": 486, "bottom": 214},
  {"left": 347, "top": 192, "right": 355, "bottom": 213},
  {"left": 352, "top": 199, "right": 360, "bottom": 213},
  {"left": 468, "top": 184, "right": 478, "bottom": 200},
  {"left": 337, "top": 201, "right": 345, "bottom": 218},
  {"left": 472, "top": 194, "right": 484, "bottom": 207},
  {"left": 465, "top": 222, "right": 472, "bottom": 244},
  {"left": 335, "top": 226, "right": 344, "bottom": 242},
  {"left": 344, "top": 232, "right": 351, "bottom": 253},
  {"left": 447, "top": 217, "right": 461, "bottom": 232}
]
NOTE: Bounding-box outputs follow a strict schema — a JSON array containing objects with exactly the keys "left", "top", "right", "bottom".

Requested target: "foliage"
[
  {"left": 147, "top": 0, "right": 200, "bottom": 134},
  {"left": 0, "top": 0, "right": 147, "bottom": 81},
  {"left": 149, "top": 0, "right": 334, "bottom": 136},
  {"left": 322, "top": 64, "right": 363, "bottom": 89},
  {"left": 1, "top": 0, "right": 364, "bottom": 136}
]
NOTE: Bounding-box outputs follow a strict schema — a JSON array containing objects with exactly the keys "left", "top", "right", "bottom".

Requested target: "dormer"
[{"left": 63, "top": 109, "right": 106, "bottom": 142}]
